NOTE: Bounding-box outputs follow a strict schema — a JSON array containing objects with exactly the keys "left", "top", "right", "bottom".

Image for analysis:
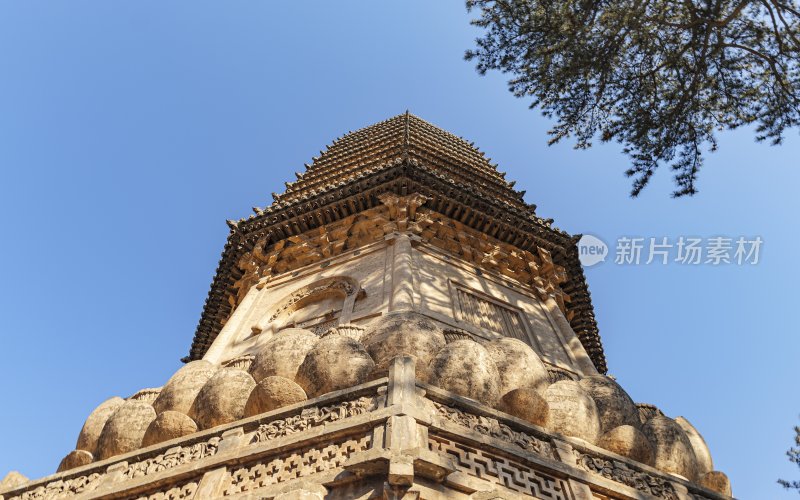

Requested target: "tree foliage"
[
  {"left": 466, "top": 0, "right": 800, "bottom": 196},
  {"left": 779, "top": 421, "right": 800, "bottom": 492}
]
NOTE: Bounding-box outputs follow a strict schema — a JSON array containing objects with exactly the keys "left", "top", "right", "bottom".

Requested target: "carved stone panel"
[
  {"left": 454, "top": 287, "right": 530, "bottom": 342},
  {"left": 222, "top": 433, "right": 373, "bottom": 496},
  {"left": 127, "top": 480, "right": 200, "bottom": 500},
  {"left": 7, "top": 473, "right": 103, "bottom": 500},
  {"left": 250, "top": 395, "right": 379, "bottom": 444},
  {"left": 431, "top": 401, "right": 552, "bottom": 459},
  {"left": 575, "top": 452, "right": 678, "bottom": 500},
  {"left": 430, "top": 435, "right": 571, "bottom": 499}
]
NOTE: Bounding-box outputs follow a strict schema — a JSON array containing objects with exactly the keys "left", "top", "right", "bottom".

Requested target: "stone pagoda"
[{"left": 1, "top": 113, "right": 732, "bottom": 499}]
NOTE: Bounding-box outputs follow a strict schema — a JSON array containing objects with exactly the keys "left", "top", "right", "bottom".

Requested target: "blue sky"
[{"left": 0, "top": 2, "right": 797, "bottom": 497}]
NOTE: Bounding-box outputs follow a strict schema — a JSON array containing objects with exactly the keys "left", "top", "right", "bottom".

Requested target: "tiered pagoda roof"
[{"left": 188, "top": 113, "right": 606, "bottom": 373}]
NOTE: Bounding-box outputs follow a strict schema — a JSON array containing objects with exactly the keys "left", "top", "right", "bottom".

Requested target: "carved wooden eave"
[{"left": 188, "top": 113, "right": 606, "bottom": 373}]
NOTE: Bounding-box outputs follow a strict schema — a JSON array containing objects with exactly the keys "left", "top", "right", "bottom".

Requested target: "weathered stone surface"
[
  {"left": 361, "top": 312, "right": 445, "bottom": 382},
  {"left": 597, "top": 425, "right": 655, "bottom": 466},
  {"left": 496, "top": 388, "right": 549, "bottom": 427},
  {"left": 250, "top": 328, "right": 319, "bottom": 383},
  {"left": 56, "top": 450, "right": 93, "bottom": 472},
  {"left": 75, "top": 396, "right": 125, "bottom": 455},
  {"left": 320, "top": 324, "right": 365, "bottom": 342},
  {"left": 544, "top": 380, "right": 600, "bottom": 443},
  {"left": 189, "top": 368, "right": 257, "bottom": 430},
  {"left": 699, "top": 470, "right": 732, "bottom": 496},
  {"left": 0, "top": 471, "right": 28, "bottom": 490},
  {"left": 636, "top": 402, "right": 664, "bottom": 425},
  {"left": 485, "top": 337, "right": 549, "bottom": 397},
  {"left": 642, "top": 415, "right": 699, "bottom": 481},
  {"left": 676, "top": 416, "right": 714, "bottom": 475},
  {"left": 153, "top": 360, "right": 217, "bottom": 415},
  {"left": 96, "top": 400, "right": 157, "bottom": 460},
  {"left": 244, "top": 376, "right": 307, "bottom": 417},
  {"left": 428, "top": 340, "right": 501, "bottom": 407},
  {"left": 222, "top": 354, "right": 254, "bottom": 371},
  {"left": 142, "top": 411, "right": 198, "bottom": 447},
  {"left": 295, "top": 336, "right": 374, "bottom": 397},
  {"left": 129, "top": 387, "right": 162, "bottom": 405},
  {"left": 579, "top": 375, "right": 640, "bottom": 433}
]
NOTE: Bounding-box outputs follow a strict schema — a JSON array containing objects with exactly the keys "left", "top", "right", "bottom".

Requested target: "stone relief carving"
[
  {"left": 230, "top": 195, "right": 571, "bottom": 317},
  {"left": 431, "top": 401, "right": 550, "bottom": 458},
  {"left": 123, "top": 438, "right": 220, "bottom": 480},
  {"left": 129, "top": 480, "right": 199, "bottom": 500},
  {"left": 547, "top": 366, "right": 578, "bottom": 384},
  {"left": 251, "top": 395, "right": 379, "bottom": 444},
  {"left": 129, "top": 388, "right": 161, "bottom": 404},
  {"left": 223, "top": 433, "right": 373, "bottom": 496},
  {"left": 232, "top": 207, "right": 393, "bottom": 308},
  {"left": 412, "top": 210, "right": 569, "bottom": 314},
  {"left": 221, "top": 354, "right": 254, "bottom": 371},
  {"left": 378, "top": 192, "right": 427, "bottom": 232},
  {"left": 575, "top": 452, "right": 678, "bottom": 500},
  {"left": 7, "top": 473, "right": 102, "bottom": 500},
  {"left": 442, "top": 329, "right": 474, "bottom": 343},
  {"left": 251, "top": 276, "right": 361, "bottom": 334},
  {"left": 429, "top": 435, "right": 570, "bottom": 500},
  {"left": 5, "top": 397, "right": 380, "bottom": 499}
]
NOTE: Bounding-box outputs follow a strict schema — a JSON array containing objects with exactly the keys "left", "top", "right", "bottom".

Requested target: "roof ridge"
[{"left": 403, "top": 110, "right": 410, "bottom": 162}]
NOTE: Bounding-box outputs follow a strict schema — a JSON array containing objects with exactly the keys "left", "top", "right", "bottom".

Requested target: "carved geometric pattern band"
[
  {"left": 430, "top": 435, "right": 571, "bottom": 500},
  {"left": 222, "top": 433, "right": 372, "bottom": 496}
]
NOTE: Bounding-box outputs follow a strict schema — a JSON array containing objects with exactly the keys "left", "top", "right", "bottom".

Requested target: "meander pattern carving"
[
  {"left": 429, "top": 435, "right": 570, "bottom": 499},
  {"left": 432, "top": 401, "right": 551, "bottom": 458},
  {"left": 223, "top": 433, "right": 373, "bottom": 496}
]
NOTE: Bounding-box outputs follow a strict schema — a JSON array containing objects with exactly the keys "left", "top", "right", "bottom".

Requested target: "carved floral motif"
[
  {"left": 431, "top": 401, "right": 550, "bottom": 457},
  {"left": 8, "top": 473, "right": 102, "bottom": 500},
  {"left": 251, "top": 396, "right": 378, "bottom": 444},
  {"left": 576, "top": 453, "right": 678, "bottom": 500},
  {"left": 123, "top": 438, "right": 220, "bottom": 480}
]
